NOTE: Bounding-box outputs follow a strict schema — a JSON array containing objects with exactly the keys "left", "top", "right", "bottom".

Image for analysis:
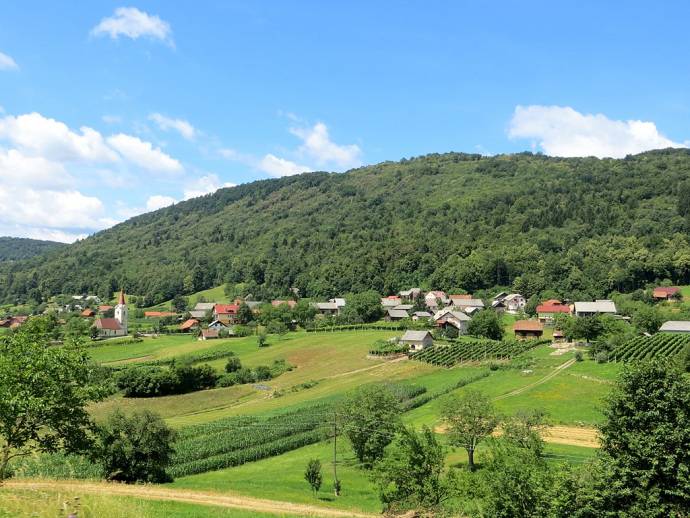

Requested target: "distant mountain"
[
  {"left": 2, "top": 149, "right": 690, "bottom": 305},
  {"left": 0, "top": 237, "right": 66, "bottom": 262}
]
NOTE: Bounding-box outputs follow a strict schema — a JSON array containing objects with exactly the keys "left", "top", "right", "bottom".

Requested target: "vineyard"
[
  {"left": 611, "top": 333, "right": 690, "bottom": 362},
  {"left": 410, "top": 338, "right": 547, "bottom": 367}
]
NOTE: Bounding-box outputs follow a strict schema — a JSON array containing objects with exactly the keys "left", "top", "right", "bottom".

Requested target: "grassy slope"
[{"left": 0, "top": 489, "right": 281, "bottom": 518}]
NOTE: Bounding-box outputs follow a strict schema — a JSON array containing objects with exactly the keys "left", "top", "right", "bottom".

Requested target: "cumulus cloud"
[
  {"left": 183, "top": 174, "right": 235, "bottom": 199},
  {"left": 290, "top": 122, "right": 362, "bottom": 169},
  {"left": 0, "top": 149, "right": 71, "bottom": 189},
  {"left": 0, "top": 51, "right": 18, "bottom": 71},
  {"left": 107, "top": 133, "right": 183, "bottom": 173},
  {"left": 258, "top": 154, "right": 312, "bottom": 177},
  {"left": 508, "top": 105, "right": 688, "bottom": 158},
  {"left": 146, "top": 194, "right": 176, "bottom": 211},
  {"left": 91, "top": 7, "right": 173, "bottom": 45},
  {"left": 149, "top": 113, "right": 196, "bottom": 140},
  {"left": 0, "top": 112, "right": 118, "bottom": 162}
]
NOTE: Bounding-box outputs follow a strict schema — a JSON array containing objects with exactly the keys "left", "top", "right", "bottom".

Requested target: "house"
[
  {"left": 329, "top": 298, "right": 346, "bottom": 313},
  {"left": 386, "top": 309, "right": 409, "bottom": 321},
  {"left": 573, "top": 300, "right": 617, "bottom": 317},
  {"left": 180, "top": 318, "right": 200, "bottom": 332},
  {"left": 272, "top": 300, "right": 297, "bottom": 309},
  {"left": 425, "top": 291, "right": 450, "bottom": 311},
  {"left": 392, "top": 304, "right": 414, "bottom": 311},
  {"left": 381, "top": 296, "right": 402, "bottom": 309},
  {"left": 536, "top": 300, "right": 571, "bottom": 323},
  {"left": 400, "top": 330, "right": 434, "bottom": 351},
  {"left": 208, "top": 319, "right": 227, "bottom": 330},
  {"left": 314, "top": 302, "right": 339, "bottom": 316},
  {"left": 491, "top": 299, "right": 507, "bottom": 313},
  {"left": 659, "top": 321, "right": 690, "bottom": 333},
  {"left": 433, "top": 309, "right": 471, "bottom": 334},
  {"left": 399, "top": 288, "right": 421, "bottom": 302},
  {"left": 213, "top": 303, "right": 240, "bottom": 324},
  {"left": 81, "top": 308, "right": 95, "bottom": 318},
  {"left": 189, "top": 310, "right": 208, "bottom": 319},
  {"left": 98, "top": 305, "right": 113, "bottom": 313},
  {"left": 653, "top": 287, "right": 680, "bottom": 301},
  {"left": 503, "top": 294, "right": 527, "bottom": 314},
  {"left": 513, "top": 320, "right": 544, "bottom": 340},
  {"left": 411, "top": 311, "right": 432, "bottom": 321},
  {"left": 493, "top": 292, "right": 509, "bottom": 302},
  {"left": 144, "top": 311, "right": 177, "bottom": 318},
  {"left": 199, "top": 328, "right": 220, "bottom": 340},
  {"left": 451, "top": 298, "right": 485, "bottom": 311},
  {"left": 449, "top": 294, "right": 472, "bottom": 305}
]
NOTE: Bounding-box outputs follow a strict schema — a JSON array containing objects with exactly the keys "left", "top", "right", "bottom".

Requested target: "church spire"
[{"left": 118, "top": 288, "right": 126, "bottom": 306}]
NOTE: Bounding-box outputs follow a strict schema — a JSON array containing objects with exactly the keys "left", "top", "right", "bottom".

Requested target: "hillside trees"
[{"left": 466, "top": 310, "right": 504, "bottom": 340}]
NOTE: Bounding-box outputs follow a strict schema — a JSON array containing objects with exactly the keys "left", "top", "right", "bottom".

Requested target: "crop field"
[
  {"left": 410, "top": 338, "right": 547, "bottom": 367},
  {"left": 611, "top": 333, "right": 690, "bottom": 362}
]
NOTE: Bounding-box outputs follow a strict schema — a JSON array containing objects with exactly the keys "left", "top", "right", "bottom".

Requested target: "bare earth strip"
[
  {"left": 543, "top": 426, "right": 599, "bottom": 448},
  {"left": 2, "top": 481, "right": 375, "bottom": 518}
]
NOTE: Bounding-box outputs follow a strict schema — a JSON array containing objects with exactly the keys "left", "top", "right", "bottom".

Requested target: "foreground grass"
[{"left": 0, "top": 488, "right": 281, "bottom": 518}]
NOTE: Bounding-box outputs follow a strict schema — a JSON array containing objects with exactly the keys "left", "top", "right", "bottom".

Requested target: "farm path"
[
  {"left": 493, "top": 358, "right": 576, "bottom": 401},
  {"left": 543, "top": 426, "right": 599, "bottom": 448},
  {"left": 2, "top": 480, "right": 375, "bottom": 518}
]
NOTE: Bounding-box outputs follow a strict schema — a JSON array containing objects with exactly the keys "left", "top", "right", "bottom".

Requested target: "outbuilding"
[{"left": 400, "top": 330, "right": 434, "bottom": 351}]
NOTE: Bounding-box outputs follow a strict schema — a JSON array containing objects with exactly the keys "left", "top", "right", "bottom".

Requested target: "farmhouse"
[
  {"left": 659, "top": 321, "right": 690, "bottom": 333},
  {"left": 381, "top": 296, "right": 402, "bottom": 309},
  {"left": 411, "top": 311, "right": 432, "bottom": 321},
  {"left": 81, "top": 308, "right": 95, "bottom": 318},
  {"left": 449, "top": 294, "right": 472, "bottom": 305},
  {"left": 213, "top": 303, "right": 240, "bottom": 324},
  {"left": 399, "top": 330, "right": 433, "bottom": 351},
  {"left": 425, "top": 291, "right": 449, "bottom": 311},
  {"left": 433, "top": 308, "right": 471, "bottom": 333},
  {"left": 199, "top": 328, "right": 219, "bottom": 340},
  {"left": 98, "top": 305, "right": 113, "bottom": 313},
  {"left": 208, "top": 319, "right": 226, "bottom": 329},
  {"left": 180, "top": 318, "right": 200, "bottom": 332},
  {"left": 513, "top": 320, "right": 544, "bottom": 340},
  {"left": 386, "top": 308, "right": 409, "bottom": 321},
  {"left": 573, "top": 300, "right": 617, "bottom": 317},
  {"left": 503, "top": 293, "right": 527, "bottom": 314},
  {"left": 451, "top": 298, "right": 485, "bottom": 312},
  {"left": 536, "top": 300, "right": 571, "bottom": 323},
  {"left": 399, "top": 288, "right": 421, "bottom": 301},
  {"left": 314, "top": 301, "right": 339, "bottom": 316},
  {"left": 653, "top": 287, "right": 680, "bottom": 300}
]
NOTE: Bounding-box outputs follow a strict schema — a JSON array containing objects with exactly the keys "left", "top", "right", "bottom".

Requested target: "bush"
[
  {"left": 254, "top": 365, "right": 272, "bottom": 381},
  {"left": 116, "top": 363, "right": 218, "bottom": 397},
  {"left": 96, "top": 410, "right": 176, "bottom": 483},
  {"left": 225, "top": 356, "right": 242, "bottom": 373},
  {"left": 574, "top": 351, "right": 584, "bottom": 362},
  {"left": 596, "top": 351, "right": 609, "bottom": 364}
]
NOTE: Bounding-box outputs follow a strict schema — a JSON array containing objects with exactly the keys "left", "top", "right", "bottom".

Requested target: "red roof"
[
  {"left": 81, "top": 308, "right": 95, "bottom": 317},
  {"left": 513, "top": 320, "right": 544, "bottom": 332},
  {"left": 98, "top": 305, "right": 113, "bottom": 312},
  {"left": 95, "top": 318, "right": 122, "bottom": 330},
  {"left": 542, "top": 299, "right": 562, "bottom": 306},
  {"left": 201, "top": 329, "right": 219, "bottom": 339},
  {"left": 653, "top": 287, "right": 679, "bottom": 298},
  {"left": 271, "top": 300, "right": 297, "bottom": 308},
  {"left": 144, "top": 311, "right": 176, "bottom": 318},
  {"left": 118, "top": 289, "right": 126, "bottom": 305},
  {"left": 180, "top": 318, "right": 199, "bottom": 330},
  {"left": 537, "top": 304, "right": 570, "bottom": 314},
  {"left": 214, "top": 304, "right": 239, "bottom": 315}
]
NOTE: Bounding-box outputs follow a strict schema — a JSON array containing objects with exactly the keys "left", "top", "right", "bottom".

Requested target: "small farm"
[{"left": 410, "top": 338, "right": 548, "bottom": 367}]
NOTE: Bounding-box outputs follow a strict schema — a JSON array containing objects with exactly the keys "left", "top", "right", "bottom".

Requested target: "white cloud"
[
  {"left": 258, "top": 154, "right": 312, "bottom": 177},
  {"left": 149, "top": 113, "right": 196, "bottom": 140},
  {"left": 183, "top": 174, "right": 235, "bottom": 199},
  {"left": 102, "top": 114, "right": 122, "bottom": 124},
  {"left": 290, "top": 122, "right": 361, "bottom": 169},
  {"left": 0, "top": 149, "right": 71, "bottom": 189},
  {"left": 0, "top": 51, "right": 18, "bottom": 71},
  {"left": 0, "top": 112, "right": 119, "bottom": 162},
  {"left": 508, "top": 105, "right": 688, "bottom": 158},
  {"left": 146, "top": 194, "right": 176, "bottom": 211},
  {"left": 91, "top": 7, "right": 173, "bottom": 45},
  {"left": 107, "top": 133, "right": 183, "bottom": 173}
]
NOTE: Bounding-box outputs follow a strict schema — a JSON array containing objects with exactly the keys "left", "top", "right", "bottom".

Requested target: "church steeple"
[
  {"left": 118, "top": 288, "right": 126, "bottom": 306},
  {"left": 114, "top": 288, "right": 128, "bottom": 334}
]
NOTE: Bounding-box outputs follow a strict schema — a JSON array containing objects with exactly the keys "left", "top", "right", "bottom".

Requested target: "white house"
[
  {"left": 503, "top": 294, "right": 526, "bottom": 314},
  {"left": 400, "top": 330, "right": 434, "bottom": 351},
  {"left": 433, "top": 308, "right": 471, "bottom": 334}
]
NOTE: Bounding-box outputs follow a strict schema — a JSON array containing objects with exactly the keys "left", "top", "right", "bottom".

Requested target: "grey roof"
[
  {"left": 189, "top": 310, "right": 207, "bottom": 319},
  {"left": 387, "top": 309, "right": 409, "bottom": 318},
  {"left": 401, "top": 330, "right": 432, "bottom": 342},
  {"left": 393, "top": 304, "right": 414, "bottom": 311},
  {"left": 194, "top": 302, "right": 215, "bottom": 311},
  {"left": 659, "top": 321, "right": 690, "bottom": 332},
  {"left": 434, "top": 309, "right": 471, "bottom": 321},
  {"left": 452, "top": 299, "right": 485, "bottom": 308},
  {"left": 316, "top": 302, "right": 338, "bottom": 310},
  {"left": 574, "top": 300, "right": 617, "bottom": 314},
  {"left": 329, "top": 298, "right": 346, "bottom": 307},
  {"left": 504, "top": 293, "right": 524, "bottom": 301},
  {"left": 413, "top": 311, "right": 432, "bottom": 317},
  {"left": 381, "top": 298, "right": 400, "bottom": 307}
]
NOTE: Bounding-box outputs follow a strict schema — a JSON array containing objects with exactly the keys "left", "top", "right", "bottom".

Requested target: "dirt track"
[
  {"left": 2, "top": 480, "right": 375, "bottom": 518},
  {"left": 543, "top": 425, "right": 599, "bottom": 448}
]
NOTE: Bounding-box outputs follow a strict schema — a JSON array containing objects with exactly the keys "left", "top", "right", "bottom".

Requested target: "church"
[{"left": 94, "top": 289, "right": 128, "bottom": 338}]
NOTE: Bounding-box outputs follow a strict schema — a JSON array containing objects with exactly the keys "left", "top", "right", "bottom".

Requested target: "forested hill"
[
  {"left": 0, "top": 237, "right": 65, "bottom": 262},
  {"left": 3, "top": 149, "right": 690, "bottom": 305}
]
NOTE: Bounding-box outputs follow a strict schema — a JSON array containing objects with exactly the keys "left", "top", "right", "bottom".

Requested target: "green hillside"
[
  {"left": 3, "top": 149, "right": 690, "bottom": 305},
  {"left": 0, "top": 237, "right": 65, "bottom": 262}
]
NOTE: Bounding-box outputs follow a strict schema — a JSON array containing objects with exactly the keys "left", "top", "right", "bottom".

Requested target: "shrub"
[
  {"left": 575, "top": 351, "right": 584, "bottom": 362},
  {"left": 116, "top": 364, "right": 218, "bottom": 397},
  {"left": 254, "top": 365, "right": 272, "bottom": 381},
  {"left": 596, "top": 351, "right": 609, "bottom": 364},
  {"left": 96, "top": 410, "right": 176, "bottom": 483},
  {"left": 225, "top": 356, "right": 242, "bottom": 373}
]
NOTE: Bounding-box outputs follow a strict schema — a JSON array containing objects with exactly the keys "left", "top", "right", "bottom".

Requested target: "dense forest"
[
  {"left": 3, "top": 149, "right": 690, "bottom": 305},
  {"left": 0, "top": 237, "right": 65, "bottom": 263}
]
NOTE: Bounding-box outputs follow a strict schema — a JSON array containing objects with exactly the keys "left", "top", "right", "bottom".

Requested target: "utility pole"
[{"left": 333, "top": 410, "right": 340, "bottom": 497}]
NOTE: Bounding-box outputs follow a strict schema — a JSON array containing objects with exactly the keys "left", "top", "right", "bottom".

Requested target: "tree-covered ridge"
[
  {"left": 3, "top": 149, "right": 690, "bottom": 304},
  {"left": 0, "top": 237, "right": 65, "bottom": 262}
]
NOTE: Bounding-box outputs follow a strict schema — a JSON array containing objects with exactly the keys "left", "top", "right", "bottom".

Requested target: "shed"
[
  {"left": 400, "top": 330, "right": 434, "bottom": 351},
  {"left": 513, "top": 320, "right": 544, "bottom": 340}
]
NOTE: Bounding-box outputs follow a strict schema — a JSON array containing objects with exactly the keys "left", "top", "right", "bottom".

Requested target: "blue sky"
[{"left": 1, "top": 1, "right": 689, "bottom": 241}]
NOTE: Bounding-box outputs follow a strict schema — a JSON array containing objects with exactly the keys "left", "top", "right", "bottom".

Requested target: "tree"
[
  {"left": 374, "top": 426, "right": 456, "bottom": 513},
  {"left": 596, "top": 360, "right": 690, "bottom": 516},
  {"left": 466, "top": 310, "right": 504, "bottom": 340},
  {"left": 571, "top": 316, "right": 603, "bottom": 342},
  {"left": 346, "top": 290, "right": 383, "bottom": 323},
  {"left": 257, "top": 333, "right": 267, "bottom": 347},
  {"left": 340, "top": 384, "right": 401, "bottom": 467},
  {"left": 172, "top": 294, "right": 188, "bottom": 313},
  {"left": 225, "top": 356, "right": 242, "bottom": 373},
  {"left": 292, "top": 300, "right": 317, "bottom": 326},
  {"left": 501, "top": 409, "right": 548, "bottom": 458},
  {"left": 96, "top": 410, "right": 176, "bottom": 483},
  {"left": 442, "top": 390, "right": 498, "bottom": 471},
  {"left": 0, "top": 320, "right": 101, "bottom": 481},
  {"left": 632, "top": 305, "right": 663, "bottom": 334},
  {"left": 304, "top": 458, "right": 323, "bottom": 496},
  {"left": 236, "top": 302, "right": 254, "bottom": 324}
]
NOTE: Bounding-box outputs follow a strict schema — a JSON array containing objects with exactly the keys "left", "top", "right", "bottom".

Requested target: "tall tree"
[
  {"left": 466, "top": 310, "right": 504, "bottom": 340},
  {"left": 0, "top": 319, "right": 102, "bottom": 481},
  {"left": 442, "top": 390, "right": 498, "bottom": 471}
]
